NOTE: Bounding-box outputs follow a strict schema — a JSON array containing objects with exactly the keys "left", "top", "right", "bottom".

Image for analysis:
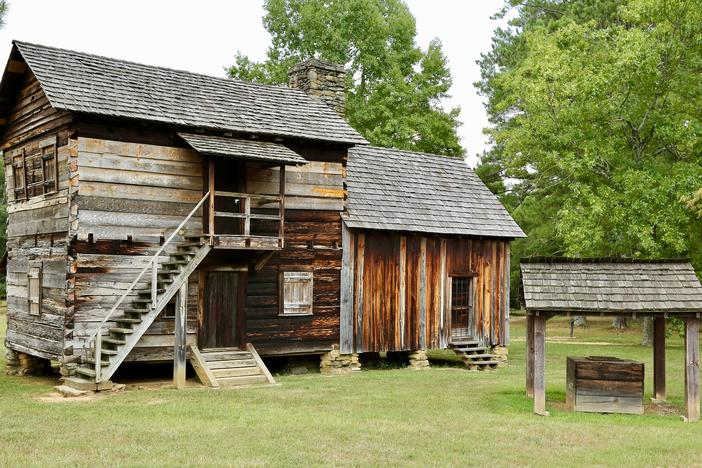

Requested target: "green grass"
[{"left": 1, "top": 312, "right": 702, "bottom": 467}]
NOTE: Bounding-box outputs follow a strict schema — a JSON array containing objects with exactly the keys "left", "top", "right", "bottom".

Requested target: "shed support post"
[
  {"left": 533, "top": 314, "right": 548, "bottom": 416},
  {"left": 174, "top": 282, "right": 188, "bottom": 389},
  {"left": 684, "top": 317, "right": 699, "bottom": 422},
  {"left": 653, "top": 317, "right": 666, "bottom": 401},
  {"left": 526, "top": 313, "right": 534, "bottom": 398}
]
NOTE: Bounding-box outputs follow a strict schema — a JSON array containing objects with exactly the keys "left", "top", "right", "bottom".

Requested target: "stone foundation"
[
  {"left": 320, "top": 345, "right": 360, "bottom": 374},
  {"left": 408, "top": 350, "right": 430, "bottom": 370},
  {"left": 491, "top": 346, "right": 509, "bottom": 367},
  {"left": 5, "top": 349, "right": 51, "bottom": 376}
]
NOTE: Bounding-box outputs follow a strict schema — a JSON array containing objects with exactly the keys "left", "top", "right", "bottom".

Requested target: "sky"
[{"left": 0, "top": 0, "right": 509, "bottom": 166}]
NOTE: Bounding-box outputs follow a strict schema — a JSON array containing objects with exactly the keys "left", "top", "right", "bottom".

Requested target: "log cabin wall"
[
  {"left": 1, "top": 71, "right": 73, "bottom": 360},
  {"left": 69, "top": 137, "right": 202, "bottom": 361},
  {"left": 341, "top": 228, "right": 510, "bottom": 353},
  {"left": 244, "top": 156, "right": 344, "bottom": 355}
]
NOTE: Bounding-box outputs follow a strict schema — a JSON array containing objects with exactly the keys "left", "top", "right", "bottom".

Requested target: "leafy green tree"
[
  {"left": 477, "top": 0, "right": 702, "bottom": 310},
  {"left": 227, "top": 0, "right": 463, "bottom": 156}
]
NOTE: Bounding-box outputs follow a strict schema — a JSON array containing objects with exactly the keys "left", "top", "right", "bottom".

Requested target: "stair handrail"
[{"left": 86, "top": 192, "right": 210, "bottom": 348}]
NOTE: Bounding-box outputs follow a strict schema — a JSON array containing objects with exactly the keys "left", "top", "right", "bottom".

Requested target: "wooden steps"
[
  {"left": 449, "top": 340, "right": 500, "bottom": 371},
  {"left": 190, "top": 344, "right": 276, "bottom": 388}
]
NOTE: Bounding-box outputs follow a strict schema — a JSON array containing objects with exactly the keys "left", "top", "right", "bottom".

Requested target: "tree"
[
  {"left": 477, "top": 0, "right": 702, "bottom": 333},
  {"left": 227, "top": 0, "right": 464, "bottom": 157}
]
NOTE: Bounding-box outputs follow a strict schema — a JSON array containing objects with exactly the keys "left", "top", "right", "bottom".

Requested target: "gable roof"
[
  {"left": 344, "top": 145, "right": 525, "bottom": 238},
  {"left": 6, "top": 41, "right": 366, "bottom": 145},
  {"left": 520, "top": 258, "right": 702, "bottom": 313},
  {"left": 178, "top": 133, "right": 306, "bottom": 165}
]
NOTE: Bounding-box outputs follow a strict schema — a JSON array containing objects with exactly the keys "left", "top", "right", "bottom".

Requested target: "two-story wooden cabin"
[{"left": 0, "top": 41, "right": 524, "bottom": 390}]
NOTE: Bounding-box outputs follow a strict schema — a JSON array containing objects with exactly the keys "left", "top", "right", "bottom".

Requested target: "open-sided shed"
[{"left": 520, "top": 258, "right": 702, "bottom": 421}]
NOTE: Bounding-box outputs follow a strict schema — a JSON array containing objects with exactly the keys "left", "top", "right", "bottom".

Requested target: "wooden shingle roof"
[
  {"left": 520, "top": 259, "right": 702, "bottom": 313},
  {"left": 10, "top": 41, "right": 367, "bottom": 145},
  {"left": 178, "top": 133, "right": 306, "bottom": 165},
  {"left": 344, "top": 145, "right": 525, "bottom": 238}
]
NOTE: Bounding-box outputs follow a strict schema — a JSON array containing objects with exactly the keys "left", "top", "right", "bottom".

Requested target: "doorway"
[
  {"left": 449, "top": 276, "right": 473, "bottom": 341},
  {"left": 199, "top": 271, "right": 247, "bottom": 349}
]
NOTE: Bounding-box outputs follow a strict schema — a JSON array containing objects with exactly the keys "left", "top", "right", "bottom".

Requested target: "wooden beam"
[
  {"left": 526, "top": 313, "right": 534, "bottom": 398},
  {"left": 278, "top": 164, "right": 285, "bottom": 248},
  {"left": 7, "top": 60, "right": 26, "bottom": 74},
  {"left": 439, "top": 239, "right": 447, "bottom": 349},
  {"left": 533, "top": 314, "right": 548, "bottom": 416},
  {"left": 339, "top": 222, "right": 355, "bottom": 354},
  {"left": 189, "top": 345, "right": 219, "bottom": 388},
  {"left": 399, "top": 236, "right": 406, "bottom": 350},
  {"left": 173, "top": 282, "right": 188, "bottom": 389},
  {"left": 208, "top": 158, "right": 215, "bottom": 241},
  {"left": 419, "top": 237, "right": 427, "bottom": 350},
  {"left": 684, "top": 317, "right": 700, "bottom": 422},
  {"left": 354, "top": 232, "right": 365, "bottom": 352},
  {"left": 653, "top": 317, "right": 666, "bottom": 401}
]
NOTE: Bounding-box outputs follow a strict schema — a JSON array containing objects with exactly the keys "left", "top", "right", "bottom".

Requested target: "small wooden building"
[
  {"left": 520, "top": 259, "right": 702, "bottom": 421},
  {"left": 0, "top": 41, "right": 523, "bottom": 389}
]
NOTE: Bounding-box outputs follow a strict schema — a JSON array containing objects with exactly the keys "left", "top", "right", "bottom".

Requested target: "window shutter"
[
  {"left": 282, "top": 271, "right": 313, "bottom": 315},
  {"left": 28, "top": 264, "right": 43, "bottom": 316}
]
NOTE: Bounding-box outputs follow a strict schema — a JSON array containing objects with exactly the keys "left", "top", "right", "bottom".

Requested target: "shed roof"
[
  {"left": 6, "top": 41, "right": 366, "bottom": 145},
  {"left": 344, "top": 145, "right": 525, "bottom": 238},
  {"left": 178, "top": 133, "right": 306, "bottom": 165},
  {"left": 520, "top": 258, "right": 702, "bottom": 313}
]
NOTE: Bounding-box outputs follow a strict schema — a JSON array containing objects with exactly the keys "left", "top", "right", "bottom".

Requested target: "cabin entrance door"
[
  {"left": 199, "top": 271, "right": 247, "bottom": 349},
  {"left": 449, "top": 276, "right": 474, "bottom": 341}
]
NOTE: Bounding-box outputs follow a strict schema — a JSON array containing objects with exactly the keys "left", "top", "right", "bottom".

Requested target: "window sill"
[{"left": 278, "top": 313, "right": 313, "bottom": 317}]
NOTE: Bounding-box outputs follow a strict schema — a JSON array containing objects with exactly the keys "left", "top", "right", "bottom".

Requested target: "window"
[
  {"left": 450, "top": 276, "right": 473, "bottom": 339},
  {"left": 280, "top": 271, "right": 313, "bottom": 316},
  {"left": 28, "top": 264, "right": 43, "bottom": 316},
  {"left": 9, "top": 137, "right": 58, "bottom": 201}
]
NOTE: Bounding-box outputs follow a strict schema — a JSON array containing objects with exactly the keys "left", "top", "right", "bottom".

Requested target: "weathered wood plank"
[
  {"left": 339, "top": 222, "right": 355, "bottom": 353},
  {"left": 653, "top": 317, "right": 666, "bottom": 401},
  {"left": 533, "top": 314, "right": 548, "bottom": 416},
  {"left": 354, "top": 232, "right": 365, "bottom": 353},
  {"left": 684, "top": 317, "right": 700, "bottom": 422}
]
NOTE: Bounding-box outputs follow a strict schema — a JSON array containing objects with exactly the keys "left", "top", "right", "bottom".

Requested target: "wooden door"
[
  {"left": 199, "top": 271, "right": 246, "bottom": 349},
  {"left": 449, "top": 276, "right": 473, "bottom": 340}
]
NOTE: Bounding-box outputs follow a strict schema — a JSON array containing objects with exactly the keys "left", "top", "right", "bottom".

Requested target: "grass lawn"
[{"left": 1, "top": 311, "right": 701, "bottom": 467}]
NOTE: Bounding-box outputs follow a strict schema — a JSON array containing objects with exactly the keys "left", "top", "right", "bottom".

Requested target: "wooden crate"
[{"left": 566, "top": 356, "right": 644, "bottom": 414}]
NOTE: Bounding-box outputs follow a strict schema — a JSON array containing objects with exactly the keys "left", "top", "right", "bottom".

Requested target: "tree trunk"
[
  {"left": 613, "top": 316, "right": 628, "bottom": 329},
  {"left": 641, "top": 317, "right": 653, "bottom": 346}
]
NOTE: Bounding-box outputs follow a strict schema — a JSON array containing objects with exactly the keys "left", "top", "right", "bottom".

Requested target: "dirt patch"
[{"left": 36, "top": 391, "right": 100, "bottom": 403}]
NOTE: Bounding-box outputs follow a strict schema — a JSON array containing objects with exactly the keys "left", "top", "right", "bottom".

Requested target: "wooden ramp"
[{"left": 190, "top": 344, "right": 276, "bottom": 388}]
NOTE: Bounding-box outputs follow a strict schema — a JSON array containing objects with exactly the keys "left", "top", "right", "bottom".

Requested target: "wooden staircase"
[
  {"left": 190, "top": 344, "right": 276, "bottom": 388},
  {"left": 449, "top": 339, "right": 500, "bottom": 371},
  {"left": 67, "top": 236, "right": 212, "bottom": 390}
]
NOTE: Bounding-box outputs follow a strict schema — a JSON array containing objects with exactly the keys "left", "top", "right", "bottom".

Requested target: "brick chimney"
[{"left": 289, "top": 58, "right": 346, "bottom": 116}]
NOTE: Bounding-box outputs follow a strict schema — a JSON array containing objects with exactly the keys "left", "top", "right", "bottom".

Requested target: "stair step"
[
  {"left": 100, "top": 349, "right": 118, "bottom": 356},
  {"left": 62, "top": 377, "right": 96, "bottom": 392},
  {"left": 85, "top": 358, "right": 110, "bottom": 367},
  {"left": 114, "top": 318, "right": 142, "bottom": 324},
  {"left": 158, "top": 271, "right": 177, "bottom": 277},
  {"left": 162, "top": 260, "right": 189, "bottom": 267},
  {"left": 109, "top": 327, "right": 133, "bottom": 335},
  {"left": 461, "top": 353, "right": 495, "bottom": 360},
  {"left": 466, "top": 360, "right": 501, "bottom": 367},
  {"left": 449, "top": 340, "right": 480, "bottom": 347},
  {"left": 202, "top": 351, "right": 253, "bottom": 362},
  {"left": 207, "top": 359, "right": 256, "bottom": 369},
  {"left": 123, "top": 308, "right": 150, "bottom": 314},
  {"left": 137, "top": 289, "right": 165, "bottom": 296},
  {"left": 212, "top": 367, "right": 262, "bottom": 378},
  {"left": 217, "top": 374, "right": 269, "bottom": 387},
  {"left": 102, "top": 337, "right": 126, "bottom": 345},
  {"left": 75, "top": 367, "right": 96, "bottom": 378},
  {"left": 453, "top": 347, "right": 487, "bottom": 353}
]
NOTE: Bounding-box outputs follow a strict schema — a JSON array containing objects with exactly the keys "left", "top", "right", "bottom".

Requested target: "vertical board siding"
[{"left": 351, "top": 230, "right": 510, "bottom": 352}]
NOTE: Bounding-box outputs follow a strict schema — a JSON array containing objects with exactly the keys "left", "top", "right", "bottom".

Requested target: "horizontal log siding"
[
  {"left": 350, "top": 230, "right": 510, "bottom": 352},
  {"left": 245, "top": 210, "right": 342, "bottom": 355},
  {"left": 71, "top": 138, "right": 203, "bottom": 361},
  {"left": 2, "top": 74, "right": 73, "bottom": 360}
]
